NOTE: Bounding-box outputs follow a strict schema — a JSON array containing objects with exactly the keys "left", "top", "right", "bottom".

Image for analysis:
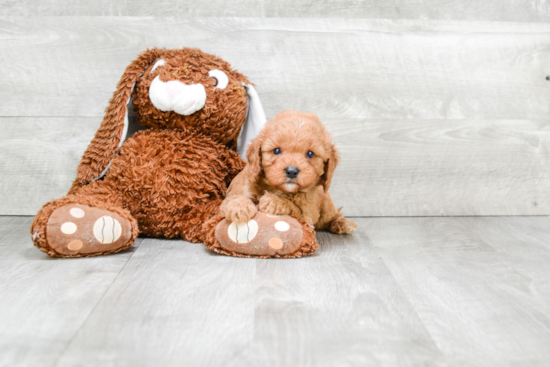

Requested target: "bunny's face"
[{"left": 131, "top": 48, "right": 250, "bottom": 145}]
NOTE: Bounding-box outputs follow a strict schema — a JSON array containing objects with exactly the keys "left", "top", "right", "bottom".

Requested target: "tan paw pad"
[
  {"left": 227, "top": 219, "right": 258, "bottom": 243},
  {"left": 274, "top": 221, "right": 290, "bottom": 232},
  {"left": 46, "top": 204, "right": 132, "bottom": 256},
  {"left": 70, "top": 207, "right": 85, "bottom": 218},
  {"left": 268, "top": 237, "right": 284, "bottom": 250},
  {"left": 216, "top": 211, "right": 304, "bottom": 256},
  {"left": 93, "top": 216, "right": 122, "bottom": 244},
  {"left": 67, "top": 240, "right": 83, "bottom": 251},
  {"left": 61, "top": 222, "right": 77, "bottom": 234}
]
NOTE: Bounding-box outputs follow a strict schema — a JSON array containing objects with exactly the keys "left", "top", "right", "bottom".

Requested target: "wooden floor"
[{"left": 2, "top": 216, "right": 550, "bottom": 367}]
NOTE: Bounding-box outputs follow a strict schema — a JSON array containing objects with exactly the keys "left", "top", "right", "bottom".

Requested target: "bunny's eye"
[
  {"left": 208, "top": 69, "right": 229, "bottom": 90},
  {"left": 151, "top": 59, "right": 166, "bottom": 72}
]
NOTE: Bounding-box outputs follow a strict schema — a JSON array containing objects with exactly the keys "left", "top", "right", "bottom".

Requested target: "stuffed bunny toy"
[{"left": 31, "top": 47, "right": 318, "bottom": 259}]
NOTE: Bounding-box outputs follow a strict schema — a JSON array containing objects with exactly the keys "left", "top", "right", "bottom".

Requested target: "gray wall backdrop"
[{"left": 1, "top": 1, "right": 549, "bottom": 216}]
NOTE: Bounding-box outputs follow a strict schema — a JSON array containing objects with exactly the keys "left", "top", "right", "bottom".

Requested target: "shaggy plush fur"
[
  {"left": 31, "top": 48, "right": 252, "bottom": 257},
  {"left": 220, "top": 110, "right": 358, "bottom": 234},
  {"left": 69, "top": 48, "right": 250, "bottom": 193},
  {"left": 31, "top": 188, "right": 139, "bottom": 258}
]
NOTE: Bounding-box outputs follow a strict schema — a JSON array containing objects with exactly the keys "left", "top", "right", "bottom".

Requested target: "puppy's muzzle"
[
  {"left": 285, "top": 166, "right": 300, "bottom": 179},
  {"left": 149, "top": 76, "right": 206, "bottom": 116}
]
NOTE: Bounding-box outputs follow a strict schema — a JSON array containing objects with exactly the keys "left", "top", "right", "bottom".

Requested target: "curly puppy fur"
[{"left": 220, "top": 110, "right": 357, "bottom": 234}]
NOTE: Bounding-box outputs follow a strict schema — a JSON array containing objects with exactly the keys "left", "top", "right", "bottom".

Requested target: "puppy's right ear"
[
  {"left": 68, "top": 48, "right": 163, "bottom": 194},
  {"left": 321, "top": 142, "right": 340, "bottom": 192},
  {"left": 246, "top": 135, "right": 263, "bottom": 183}
]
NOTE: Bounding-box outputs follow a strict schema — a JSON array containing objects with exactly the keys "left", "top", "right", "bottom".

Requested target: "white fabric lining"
[{"left": 237, "top": 84, "right": 267, "bottom": 162}]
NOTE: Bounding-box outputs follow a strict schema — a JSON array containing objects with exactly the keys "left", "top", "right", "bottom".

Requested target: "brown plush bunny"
[{"left": 30, "top": 47, "right": 317, "bottom": 258}]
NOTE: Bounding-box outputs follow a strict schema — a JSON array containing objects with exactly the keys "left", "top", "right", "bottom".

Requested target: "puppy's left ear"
[
  {"left": 322, "top": 143, "right": 340, "bottom": 192},
  {"left": 236, "top": 84, "right": 267, "bottom": 162},
  {"left": 245, "top": 134, "right": 263, "bottom": 183}
]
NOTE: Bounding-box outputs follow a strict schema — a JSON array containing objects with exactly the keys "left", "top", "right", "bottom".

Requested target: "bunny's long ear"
[
  {"left": 236, "top": 84, "right": 267, "bottom": 162},
  {"left": 68, "top": 49, "right": 163, "bottom": 194}
]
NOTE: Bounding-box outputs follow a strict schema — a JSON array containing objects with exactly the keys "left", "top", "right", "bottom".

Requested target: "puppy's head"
[{"left": 247, "top": 110, "right": 339, "bottom": 194}]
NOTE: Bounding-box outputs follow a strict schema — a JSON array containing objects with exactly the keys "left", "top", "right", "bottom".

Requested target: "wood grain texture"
[
  {"left": 0, "top": 116, "right": 148, "bottom": 216},
  {"left": 1, "top": 17, "right": 549, "bottom": 216},
  {"left": 364, "top": 216, "right": 550, "bottom": 366},
  {"left": 328, "top": 118, "right": 550, "bottom": 216},
  {"left": 0, "top": 216, "right": 141, "bottom": 367},
  {"left": 0, "top": 117, "right": 99, "bottom": 215},
  {"left": 0, "top": 0, "right": 549, "bottom": 22},
  {"left": 2, "top": 117, "right": 548, "bottom": 216},
  {"left": 55, "top": 237, "right": 259, "bottom": 367},
  {"left": 0, "top": 17, "right": 548, "bottom": 120},
  {"left": 2, "top": 216, "right": 550, "bottom": 366},
  {"left": 467, "top": 217, "right": 550, "bottom": 295},
  {"left": 54, "top": 225, "right": 446, "bottom": 366},
  {"left": 239, "top": 230, "right": 446, "bottom": 367}
]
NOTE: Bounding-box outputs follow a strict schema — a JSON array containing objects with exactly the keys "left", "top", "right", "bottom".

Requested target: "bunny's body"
[
  {"left": 31, "top": 48, "right": 254, "bottom": 257},
  {"left": 76, "top": 130, "right": 243, "bottom": 241}
]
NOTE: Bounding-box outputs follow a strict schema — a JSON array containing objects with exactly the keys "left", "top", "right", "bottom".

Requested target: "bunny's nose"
[
  {"left": 285, "top": 166, "right": 300, "bottom": 179},
  {"left": 165, "top": 80, "right": 185, "bottom": 98},
  {"left": 149, "top": 76, "right": 206, "bottom": 116}
]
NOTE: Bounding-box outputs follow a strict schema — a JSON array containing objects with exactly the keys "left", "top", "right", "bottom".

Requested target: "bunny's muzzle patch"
[{"left": 149, "top": 76, "right": 206, "bottom": 116}]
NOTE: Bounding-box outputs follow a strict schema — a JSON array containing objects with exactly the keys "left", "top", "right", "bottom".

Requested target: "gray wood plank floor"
[{"left": 2, "top": 216, "right": 550, "bottom": 367}]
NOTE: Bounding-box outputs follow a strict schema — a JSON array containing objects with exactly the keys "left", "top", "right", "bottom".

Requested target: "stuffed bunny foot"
[
  {"left": 203, "top": 211, "right": 318, "bottom": 258},
  {"left": 31, "top": 198, "right": 138, "bottom": 258}
]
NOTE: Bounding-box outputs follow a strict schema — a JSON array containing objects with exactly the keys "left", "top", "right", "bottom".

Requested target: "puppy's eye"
[
  {"left": 273, "top": 148, "right": 282, "bottom": 155},
  {"left": 208, "top": 69, "right": 229, "bottom": 90},
  {"left": 306, "top": 151, "right": 315, "bottom": 158}
]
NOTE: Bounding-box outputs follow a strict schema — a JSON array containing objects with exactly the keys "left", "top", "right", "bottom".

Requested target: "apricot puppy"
[{"left": 220, "top": 110, "right": 357, "bottom": 235}]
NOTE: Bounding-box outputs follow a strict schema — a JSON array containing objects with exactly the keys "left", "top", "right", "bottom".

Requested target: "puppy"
[{"left": 220, "top": 110, "right": 357, "bottom": 235}]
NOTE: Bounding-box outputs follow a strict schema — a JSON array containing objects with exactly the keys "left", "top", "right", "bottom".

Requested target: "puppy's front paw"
[
  {"left": 223, "top": 198, "right": 258, "bottom": 224},
  {"left": 329, "top": 216, "right": 358, "bottom": 235},
  {"left": 259, "top": 192, "right": 292, "bottom": 216}
]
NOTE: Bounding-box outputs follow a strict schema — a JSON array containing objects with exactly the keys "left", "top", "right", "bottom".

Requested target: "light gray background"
[
  {"left": 2, "top": 3, "right": 550, "bottom": 367},
  {"left": 1, "top": 1, "right": 549, "bottom": 216}
]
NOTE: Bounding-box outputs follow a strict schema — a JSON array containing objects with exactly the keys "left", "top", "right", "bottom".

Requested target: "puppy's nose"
[{"left": 285, "top": 166, "right": 300, "bottom": 179}]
